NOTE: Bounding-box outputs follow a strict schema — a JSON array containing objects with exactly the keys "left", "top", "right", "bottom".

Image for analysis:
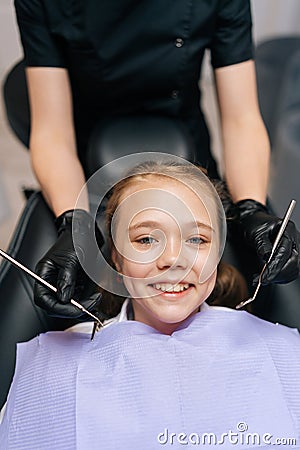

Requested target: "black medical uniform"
[{"left": 15, "top": 0, "right": 253, "bottom": 177}]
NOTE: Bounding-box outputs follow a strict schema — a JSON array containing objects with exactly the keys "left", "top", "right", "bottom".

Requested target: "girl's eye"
[
  {"left": 136, "top": 236, "right": 157, "bottom": 245},
  {"left": 187, "top": 236, "right": 205, "bottom": 245}
]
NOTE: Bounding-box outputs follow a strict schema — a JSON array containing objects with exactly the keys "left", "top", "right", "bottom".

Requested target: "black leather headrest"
[
  {"left": 3, "top": 60, "right": 30, "bottom": 148},
  {"left": 85, "top": 115, "right": 196, "bottom": 178}
]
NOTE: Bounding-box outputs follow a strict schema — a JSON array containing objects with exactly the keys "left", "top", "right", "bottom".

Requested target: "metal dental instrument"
[
  {"left": 0, "top": 247, "right": 103, "bottom": 339},
  {"left": 236, "top": 199, "right": 296, "bottom": 310}
]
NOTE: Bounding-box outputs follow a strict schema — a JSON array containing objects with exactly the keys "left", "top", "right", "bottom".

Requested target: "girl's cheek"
[{"left": 122, "top": 260, "right": 151, "bottom": 278}]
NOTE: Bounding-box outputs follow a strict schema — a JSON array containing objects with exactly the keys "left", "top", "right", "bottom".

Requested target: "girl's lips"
[{"left": 148, "top": 283, "right": 194, "bottom": 298}]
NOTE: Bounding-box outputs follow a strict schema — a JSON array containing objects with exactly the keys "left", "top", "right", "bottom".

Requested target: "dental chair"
[{"left": 1, "top": 57, "right": 300, "bottom": 411}]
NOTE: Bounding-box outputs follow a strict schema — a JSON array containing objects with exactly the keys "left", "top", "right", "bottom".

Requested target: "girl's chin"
[{"left": 139, "top": 301, "right": 200, "bottom": 326}]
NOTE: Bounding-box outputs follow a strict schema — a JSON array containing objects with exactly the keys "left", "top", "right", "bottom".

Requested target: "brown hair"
[
  {"left": 207, "top": 262, "right": 249, "bottom": 309},
  {"left": 96, "top": 161, "right": 249, "bottom": 318}
]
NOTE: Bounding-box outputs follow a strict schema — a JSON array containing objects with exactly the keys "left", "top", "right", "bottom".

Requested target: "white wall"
[
  {"left": 251, "top": 0, "right": 300, "bottom": 43},
  {"left": 0, "top": 2, "right": 31, "bottom": 240},
  {"left": 0, "top": 2, "right": 22, "bottom": 80}
]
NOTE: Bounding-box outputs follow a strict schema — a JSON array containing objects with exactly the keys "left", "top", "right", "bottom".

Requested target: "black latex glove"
[
  {"left": 34, "top": 209, "right": 104, "bottom": 318},
  {"left": 236, "top": 199, "right": 299, "bottom": 285}
]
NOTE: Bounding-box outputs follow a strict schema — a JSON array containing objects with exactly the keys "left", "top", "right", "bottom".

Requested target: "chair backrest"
[
  {"left": 267, "top": 49, "right": 300, "bottom": 229},
  {"left": 3, "top": 60, "right": 30, "bottom": 148},
  {"left": 0, "top": 192, "right": 75, "bottom": 409},
  {"left": 85, "top": 115, "right": 198, "bottom": 177},
  {"left": 255, "top": 36, "right": 300, "bottom": 145}
]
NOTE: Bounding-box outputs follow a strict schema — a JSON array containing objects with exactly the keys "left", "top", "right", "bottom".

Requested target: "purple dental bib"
[{"left": 1, "top": 308, "right": 300, "bottom": 449}]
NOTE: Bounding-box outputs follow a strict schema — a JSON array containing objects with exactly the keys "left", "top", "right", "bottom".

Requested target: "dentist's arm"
[
  {"left": 215, "top": 60, "right": 299, "bottom": 284},
  {"left": 26, "top": 67, "right": 102, "bottom": 316}
]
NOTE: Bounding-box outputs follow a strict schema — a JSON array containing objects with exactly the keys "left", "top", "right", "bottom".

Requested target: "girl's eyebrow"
[
  {"left": 129, "top": 220, "right": 161, "bottom": 231},
  {"left": 129, "top": 220, "right": 214, "bottom": 232},
  {"left": 187, "top": 221, "right": 214, "bottom": 233}
]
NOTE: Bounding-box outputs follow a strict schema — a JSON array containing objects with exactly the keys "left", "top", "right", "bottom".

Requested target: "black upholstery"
[
  {"left": 255, "top": 36, "right": 300, "bottom": 145},
  {"left": 0, "top": 192, "right": 76, "bottom": 409},
  {"left": 86, "top": 115, "right": 197, "bottom": 177},
  {"left": 264, "top": 45, "right": 300, "bottom": 228},
  {"left": 3, "top": 60, "right": 29, "bottom": 148}
]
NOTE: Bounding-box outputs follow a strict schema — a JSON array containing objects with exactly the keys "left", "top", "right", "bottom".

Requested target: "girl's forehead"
[
  {"left": 120, "top": 176, "right": 203, "bottom": 203},
  {"left": 116, "top": 176, "right": 213, "bottom": 225}
]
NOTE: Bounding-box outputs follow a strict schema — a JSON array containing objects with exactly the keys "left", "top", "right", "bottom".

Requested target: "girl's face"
[{"left": 111, "top": 176, "right": 218, "bottom": 335}]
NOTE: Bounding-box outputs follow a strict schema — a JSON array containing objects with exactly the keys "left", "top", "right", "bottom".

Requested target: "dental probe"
[{"left": 0, "top": 247, "right": 103, "bottom": 339}]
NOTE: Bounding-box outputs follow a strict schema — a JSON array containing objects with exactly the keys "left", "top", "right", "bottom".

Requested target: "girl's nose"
[{"left": 156, "top": 237, "right": 188, "bottom": 270}]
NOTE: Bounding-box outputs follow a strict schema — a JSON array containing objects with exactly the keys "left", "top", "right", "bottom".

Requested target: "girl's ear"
[{"left": 111, "top": 246, "right": 121, "bottom": 272}]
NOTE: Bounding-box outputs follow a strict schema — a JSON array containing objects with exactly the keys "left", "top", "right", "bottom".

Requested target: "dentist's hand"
[
  {"left": 236, "top": 199, "right": 299, "bottom": 284},
  {"left": 34, "top": 209, "right": 103, "bottom": 318}
]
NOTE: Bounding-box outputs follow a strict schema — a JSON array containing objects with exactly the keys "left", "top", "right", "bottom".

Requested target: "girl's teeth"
[{"left": 153, "top": 283, "right": 189, "bottom": 292}]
